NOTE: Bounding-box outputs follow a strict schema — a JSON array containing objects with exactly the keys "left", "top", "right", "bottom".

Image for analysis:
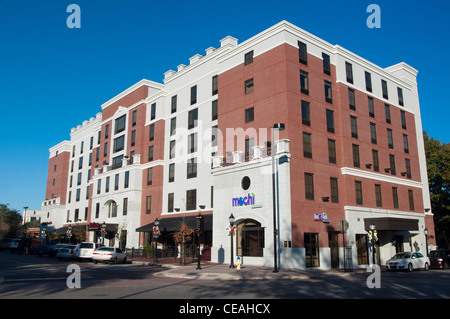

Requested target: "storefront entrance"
[{"left": 236, "top": 219, "right": 264, "bottom": 257}]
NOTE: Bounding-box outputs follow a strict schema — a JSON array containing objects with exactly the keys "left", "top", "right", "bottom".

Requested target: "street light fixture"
[
  {"left": 153, "top": 218, "right": 159, "bottom": 263},
  {"left": 229, "top": 213, "right": 236, "bottom": 268},
  {"left": 370, "top": 223, "right": 376, "bottom": 265},
  {"left": 271, "top": 122, "right": 285, "bottom": 273}
]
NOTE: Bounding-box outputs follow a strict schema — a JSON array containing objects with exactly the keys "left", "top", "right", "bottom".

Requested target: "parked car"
[
  {"left": 57, "top": 245, "right": 77, "bottom": 260},
  {"left": 0, "top": 238, "right": 13, "bottom": 251},
  {"left": 49, "top": 244, "right": 66, "bottom": 257},
  {"left": 386, "top": 252, "right": 430, "bottom": 271},
  {"left": 9, "top": 238, "right": 23, "bottom": 253},
  {"left": 92, "top": 247, "right": 127, "bottom": 264},
  {"left": 74, "top": 242, "right": 104, "bottom": 261},
  {"left": 429, "top": 249, "right": 450, "bottom": 270},
  {"left": 35, "top": 244, "right": 54, "bottom": 257}
]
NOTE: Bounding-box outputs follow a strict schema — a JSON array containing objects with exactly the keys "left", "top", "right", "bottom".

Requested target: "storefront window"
[
  {"left": 236, "top": 219, "right": 264, "bottom": 257},
  {"left": 356, "top": 234, "right": 369, "bottom": 265}
]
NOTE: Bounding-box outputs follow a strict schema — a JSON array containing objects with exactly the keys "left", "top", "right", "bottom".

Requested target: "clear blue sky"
[{"left": 0, "top": 0, "right": 449, "bottom": 213}]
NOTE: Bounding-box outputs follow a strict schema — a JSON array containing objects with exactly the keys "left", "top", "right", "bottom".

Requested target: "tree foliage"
[
  {"left": 0, "top": 204, "right": 23, "bottom": 238},
  {"left": 173, "top": 223, "right": 194, "bottom": 265},
  {"left": 424, "top": 131, "right": 450, "bottom": 248}
]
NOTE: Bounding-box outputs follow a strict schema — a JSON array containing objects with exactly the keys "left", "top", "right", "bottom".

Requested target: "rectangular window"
[
  {"left": 245, "top": 78, "right": 254, "bottom": 94},
  {"left": 330, "top": 177, "right": 339, "bottom": 203},
  {"left": 324, "top": 80, "right": 333, "bottom": 103},
  {"left": 355, "top": 181, "right": 363, "bottom": 205},
  {"left": 392, "top": 187, "right": 399, "bottom": 209},
  {"left": 301, "top": 100, "right": 310, "bottom": 126},
  {"left": 385, "top": 104, "right": 391, "bottom": 123},
  {"left": 401, "top": 110, "right": 407, "bottom": 129},
  {"left": 151, "top": 103, "right": 156, "bottom": 120},
  {"left": 300, "top": 70, "right": 309, "bottom": 95},
  {"left": 244, "top": 51, "right": 254, "bottom": 65},
  {"left": 131, "top": 130, "right": 136, "bottom": 147},
  {"left": 168, "top": 163, "right": 175, "bottom": 183},
  {"left": 368, "top": 97, "right": 375, "bottom": 118},
  {"left": 113, "top": 135, "right": 125, "bottom": 153},
  {"left": 146, "top": 196, "right": 152, "bottom": 214},
  {"left": 149, "top": 124, "right": 154, "bottom": 141},
  {"left": 298, "top": 41, "right": 308, "bottom": 65},
  {"left": 212, "top": 100, "right": 218, "bottom": 121},
  {"left": 186, "top": 189, "right": 197, "bottom": 211},
  {"left": 115, "top": 115, "right": 126, "bottom": 134},
  {"left": 408, "top": 190, "right": 414, "bottom": 210},
  {"left": 114, "top": 173, "right": 119, "bottom": 191},
  {"left": 168, "top": 193, "right": 174, "bottom": 213},
  {"left": 389, "top": 154, "right": 396, "bottom": 175},
  {"left": 405, "top": 158, "right": 411, "bottom": 179},
  {"left": 188, "top": 133, "right": 197, "bottom": 154},
  {"left": 303, "top": 132, "right": 312, "bottom": 158},
  {"left": 304, "top": 173, "right": 314, "bottom": 200},
  {"left": 148, "top": 145, "right": 154, "bottom": 161},
  {"left": 397, "top": 87, "right": 404, "bottom": 106},
  {"left": 188, "top": 108, "right": 198, "bottom": 129},
  {"left": 170, "top": 117, "right": 176, "bottom": 136},
  {"left": 76, "top": 189, "right": 80, "bottom": 202},
  {"left": 212, "top": 75, "right": 218, "bottom": 95},
  {"left": 124, "top": 171, "right": 129, "bottom": 188},
  {"left": 171, "top": 95, "right": 177, "bottom": 113},
  {"left": 305, "top": 233, "right": 319, "bottom": 268},
  {"left": 365, "top": 71, "right": 372, "bottom": 92},
  {"left": 326, "top": 109, "right": 334, "bottom": 133},
  {"left": 104, "top": 142, "right": 108, "bottom": 157},
  {"left": 245, "top": 107, "right": 254, "bottom": 123},
  {"left": 382, "top": 79, "right": 389, "bottom": 100},
  {"left": 348, "top": 88, "right": 356, "bottom": 110},
  {"left": 350, "top": 116, "right": 358, "bottom": 138},
  {"left": 372, "top": 149, "right": 379, "bottom": 172},
  {"left": 78, "top": 156, "right": 83, "bottom": 169},
  {"left": 370, "top": 123, "right": 377, "bottom": 144},
  {"left": 328, "top": 139, "right": 336, "bottom": 164},
  {"left": 345, "top": 61, "right": 353, "bottom": 84},
  {"left": 322, "top": 53, "right": 331, "bottom": 75},
  {"left": 132, "top": 110, "right": 137, "bottom": 126},
  {"left": 387, "top": 129, "right": 394, "bottom": 149},
  {"left": 147, "top": 167, "right": 153, "bottom": 186},
  {"left": 190, "top": 85, "right": 197, "bottom": 105},
  {"left": 375, "top": 184, "right": 382, "bottom": 207},
  {"left": 105, "top": 176, "right": 110, "bottom": 193},
  {"left": 95, "top": 202, "right": 100, "bottom": 219},
  {"left": 169, "top": 140, "right": 176, "bottom": 159},
  {"left": 352, "top": 144, "right": 360, "bottom": 167},
  {"left": 97, "top": 179, "right": 101, "bottom": 195},
  {"left": 105, "top": 124, "right": 109, "bottom": 139},
  {"left": 187, "top": 158, "right": 197, "bottom": 179},
  {"left": 123, "top": 198, "right": 128, "bottom": 216},
  {"left": 403, "top": 134, "right": 409, "bottom": 153}
]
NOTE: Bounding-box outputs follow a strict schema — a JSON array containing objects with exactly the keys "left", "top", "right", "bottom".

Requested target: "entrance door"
[
  {"left": 393, "top": 235, "right": 404, "bottom": 253},
  {"left": 329, "top": 232, "right": 339, "bottom": 268}
]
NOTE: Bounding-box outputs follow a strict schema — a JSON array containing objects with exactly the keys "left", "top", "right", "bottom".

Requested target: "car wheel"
[
  {"left": 93, "top": 260, "right": 98, "bottom": 264},
  {"left": 424, "top": 263, "right": 429, "bottom": 271},
  {"left": 122, "top": 257, "right": 127, "bottom": 264},
  {"left": 408, "top": 263, "right": 413, "bottom": 272}
]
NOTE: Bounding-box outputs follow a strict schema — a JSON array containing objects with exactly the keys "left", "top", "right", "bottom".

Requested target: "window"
[
  {"left": 330, "top": 177, "right": 339, "bottom": 203},
  {"left": 405, "top": 158, "right": 411, "bottom": 179},
  {"left": 322, "top": 53, "right": 331, "bottom": 75},
  {"left": 169, "top": 140, "right": 176, "bottom": 159},
  {"left": 324, "top": 80, "right": 333, "bottom": 103},
  {"left": 190, "top": 85, "right": 197, "bottom": 105},
  {"left": 303, "top": 132, "right": 312, "bottom": 158},
  {"left": 398, "top": 87, "right": 404, "bottom": 106},
  {"left": 188, "top": 133, "right": 197, "bottom": 154},
  {"left": 352, "top": 144, "right": 360, "bottom": 167},
  {"left": 78, "top": 156, "right": 83, "bottom": 169},
  {"left": 170, "top": 117, "right": 176, "bottom": 136},
  {"left": 304, "top": 173, "right": 314, "bottom": 200},
  {"left": 188, "top": 108, "right": 198, "bottom": 129},
  {"left": 375, "top": 184, "right": 382, "bottom": 207},
  {"left": 245, "top": 78, "right": 254, "bottom": 94},
  {"left": 301, "top": 100, "right": 310, "bottom": 126},
  {"left": 212, "top": 100, "right": 218, "bottom": 121},
  {"left": 124, "top": 171, "right": 129, "bottom": 188},
  {"left": 115, "top": 115, "right": 126, "bottom": 134},
  {"left": 131, "top": 130, "right": 136, "bottom": 147},
  {"left": 387, "top": 129, "right": 394, "bottom": 149},
  {"left": 368, "top": 97, "right": 375, "bottom": 118},
  {"left": 370, "top": 123, "right": 377, "bottom": 144},
  {"left": 365, "top": 71, "right": 372, "bottom": 92},
  {"left": 132, "top": 110, "right": 137, "bottom": 126},
  {"left": 113, "top": 135, "right": 125, "bottom": 153},
  {"left": 245, "top": 138, "right": 254, "bottom": 161},
  {"left": 305, "top": 233, "right": 319, "bottom": 267},
  {"left": 326, "top": 109, "right": 334, "bottom": 133},
  {"left": 389, "top": 154, "right": 396, "bottom": 175},
  {"left": 104, "top": 142, "right": 108, "bottom": 157},
  {"left": 348, "top": 88, "right": 356, "bottom": 110},
  {"left": 355, "top": 181, "right": 363, "bottom": 205},
  {"left": 382, "top": 80, "right": 389, "bottom": 100},
  {"left": 350, "top": 116, "right": 358, "bottom": 138},
  {"left": 187, "top": 158, "right": 197, "bottom": 179},
  {"left": 168, "top": 163, "right": 175, "bottom": 182},
  {"left": 105, "top": 176, "right": 110, "bottom": 193},
  {"left": 123, "top": 198, "right": 128, "bottom": 216},
  {"left": 244, "top": 51, "right": 254, "bottom": 65},
  {"left": 95, "top": 203, "right": 100, "bottom": 219},
  {"left": 171, "top": 95, "right": 177, "bottom": 113},
  {"left": 186, "top": 189, "right": 197, "bottom": 211},
  {"left": 147, "top": 167, "right": 153, "bottom": 186},
  {"left": 97, "top": 179, "right": 101, "bottom": 195},
  {"left": 300, "top": 70, "right": 309, "bottom": 95},
  {"left": 212, "top": 75, "right": 218, "bottom": 95},
  {"left": 148, "top": 145, "right": 154, "bottom": 161},
  {"left": 372, "top": 150, "right": 379, "bottom": 172},
  {"left": 76, "top": 189, "right": 80, "bottom": 202},
  {"left": 168, "top": 193, "right": 174, "bottom": 213},
  {"left": 149, "top": 124, "right": 154, "bottom": 141},
  {"left": 345, "top": 61, "right": 353, "bottom": 84},
  {"left": 151, "top": 103, "right": 156, "bottom": 120},
  {"left": 146, "top": 196, "right": 152, "bottom": 214},
  {"left": 403, "top": 134, "right": 409, "bottom": 153},
  {"left": 408, "top": 190, "right": 414, "bottom": 210},
  {"left": 245, "top": 107, "right": 254, "bottom": 123},
  {"left": 80, "top": 141, "right": 84, "bottom": 154},
  {"left": 385, "top": 104, "right": 391, "bottom": 123},
  {"left": 77, "top": 172, "right": 82, "bottom": 186},
  {"left": 328, "top": 139, "right": 336, "bottom": 164},
  {"left": 105, "top": 124, "right": 109, "bottom": 139},
  {"left": 114, "top": 173, "right": 119, "bottom": 191},
  {"left": 212, "top": 125, "right": 218, "bottom": 147},
  {"left": 392, "top": 187, "right": 399, "bottom": 209},
  {"left": 401, "top": 110, "right": 407, "bottom": 129},
  {"left": 298, "top": 41, "right": 308, "bottom": 65}
]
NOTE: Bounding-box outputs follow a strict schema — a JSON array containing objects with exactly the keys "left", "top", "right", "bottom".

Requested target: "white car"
[
  {"left": 386, "top": 252, "right": 430, "bottom": 271},
  {"left": 56, "top": 245, "right": 77, "bottom": 260},
  {"left": 74, "top": 242, "right": 104, "bottom": 261},
  {"left": 92, "top": 247, "right": 127, "bottom": 264}
]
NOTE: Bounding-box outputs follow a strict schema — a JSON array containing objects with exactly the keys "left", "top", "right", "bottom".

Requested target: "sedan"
[
  {"left": 92, "top": 247, "right": 127, "bottom": 264},
  {"left": 57, "top": 245, "right": 77, "bottom": 260},
  {"left": 428, "top": 249, "right": 450, "bottom": 270},
  {"left": 386, "top": 252, "right": 430, "bottom": 271}
]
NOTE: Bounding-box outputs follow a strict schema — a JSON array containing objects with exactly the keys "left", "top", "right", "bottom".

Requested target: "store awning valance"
[
  {"left": 364, "top": 217, "right": 419, "bottom": 231},
  {"left": 136, "top": 215, "right": 212, "bottom": 233}
]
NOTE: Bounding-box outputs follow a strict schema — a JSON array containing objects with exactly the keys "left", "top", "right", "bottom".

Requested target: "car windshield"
[{"left": 393, "top": 252, "right": 411, "bottom": 259}]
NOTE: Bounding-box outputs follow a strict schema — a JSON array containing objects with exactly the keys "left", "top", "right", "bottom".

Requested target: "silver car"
[
  {"left": 92, "top": 247, "right": 127, "bottom": 264},
  {"left": 386, "top": 252, "right": 430, "bottom": 271}
]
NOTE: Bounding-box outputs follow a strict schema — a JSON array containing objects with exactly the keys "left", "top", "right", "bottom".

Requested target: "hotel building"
[{"left": 41, "top": 21, "right": 435, "bottom": 269}]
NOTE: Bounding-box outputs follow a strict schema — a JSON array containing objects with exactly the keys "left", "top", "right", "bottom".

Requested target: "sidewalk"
[{"left": 128, "top": 257, "right": 368, "bottom": 281}]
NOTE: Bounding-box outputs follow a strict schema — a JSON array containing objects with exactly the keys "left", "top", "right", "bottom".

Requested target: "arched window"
[{"left": 236, "top": 219, "right": 264, "bottom": 257}]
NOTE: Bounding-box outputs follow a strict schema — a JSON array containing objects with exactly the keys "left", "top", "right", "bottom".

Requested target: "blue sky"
[{"left": 0, "top": 0, "right": 449, "bottom": 213}]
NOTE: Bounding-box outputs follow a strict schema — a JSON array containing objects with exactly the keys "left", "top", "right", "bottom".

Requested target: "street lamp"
[
  {"left": 271, "top": 123, "right": 285, "bottom": 273},
  {"left": 370, "top": 223, "right": 376, "bottom": 265},
  {"left": 153, "top": 218, "right": 159, "bottom": 263},
  {"left": 229, "top": 213, "right": 236, "bottom": 268},
  {"left": 424, "top": 228, "right": 429, "bottom": 256}
]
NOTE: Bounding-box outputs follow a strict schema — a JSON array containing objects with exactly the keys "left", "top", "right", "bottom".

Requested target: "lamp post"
[
  {"left": 370, "top": 223, "right": 376, "bottom": 265},
  {"left": 424, "top": 228, "right": 429, "bottom": 256},
  {"left": 153, "top": 218, "right": 159, "bottom": 263},
  {"left": 196, "top": 205, "right": 205, "bottom": 270},
  {"left": 271, "top": 123, "right": 285, "bottom": 273},
  {"left": 229, "top": 213, "right": 235, "bottom": 268}
]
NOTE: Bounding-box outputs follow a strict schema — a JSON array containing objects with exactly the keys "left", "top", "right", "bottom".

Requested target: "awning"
[
  {"left": 54, "top": 223, "right": 118, "bottom": 235},
  {"left": 136, "top": 215, "right": 212, "bottom": 233},
  {"left": 364, "top": 217, "right": 419, "bottom": 231}
]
